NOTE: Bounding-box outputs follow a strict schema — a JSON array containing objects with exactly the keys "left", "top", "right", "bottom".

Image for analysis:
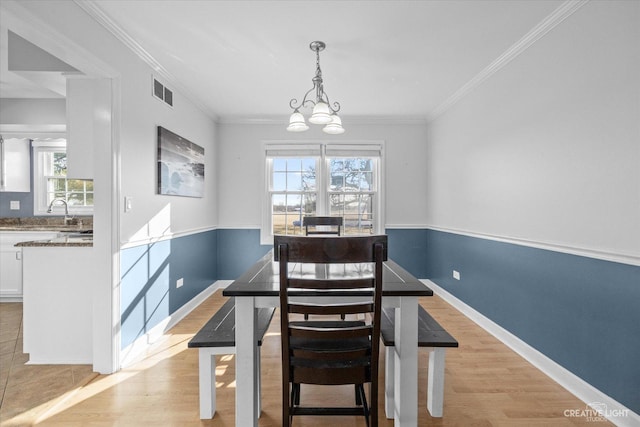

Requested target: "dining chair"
[
  {"left": 275, "top": 235, "right": 387, "bottom": 427},
  {"left": 302, "top": 216, "right": 343, "bottom": 236}
]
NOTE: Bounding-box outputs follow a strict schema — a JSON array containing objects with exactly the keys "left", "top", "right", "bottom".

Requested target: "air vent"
[{"left": 152, "top": 77, "right": 173, "bottom": 107}]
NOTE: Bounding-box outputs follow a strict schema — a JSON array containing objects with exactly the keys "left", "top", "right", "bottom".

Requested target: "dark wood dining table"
[{"left": 223, "top": 250, "right": 433, "bottom": 427}]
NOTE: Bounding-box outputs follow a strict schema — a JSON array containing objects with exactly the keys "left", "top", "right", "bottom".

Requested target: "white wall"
[
  {"left": 216, "top": 121, "right": 428, "bottom": 229},
  {"left": 426, "top": 0, "right": 640, "bottom": 260},
  {"left": 7, "top": 0, "right": 218, "bottom": 243},
  {"left": 117, "top": 70, "right": 218, "bottom": 243},
  {"left": 0, "top": 98, "right": 65, "bottom": 125}
]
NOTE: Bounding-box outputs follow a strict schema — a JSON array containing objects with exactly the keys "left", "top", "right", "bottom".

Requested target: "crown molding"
[
  {"left": 75, "top": 0, "right": 219, "bottom": 121},
  {"left": 75, "top": 0, "right": 588, "bottom": 126},
  {"left": 217, "top": 115, "right": 428, "bottom": 126},
  {"left": 428, "top": 0, "right": 589, "bottom": 122}
]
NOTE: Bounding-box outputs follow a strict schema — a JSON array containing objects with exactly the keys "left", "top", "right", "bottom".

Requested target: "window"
[
  {"left": 32, "top": 139, "right": 94, "bottom": 216},
  {"left": 263, "top": 143, "right": 382, "bottom": 243},
  {"left": 271, "top": 157, "right": 317, "bottom": 235},
  {"left": 328, "top": 157, "right": 375, "bottom": 234}
]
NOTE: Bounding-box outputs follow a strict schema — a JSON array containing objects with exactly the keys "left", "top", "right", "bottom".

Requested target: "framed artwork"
[{"left": 157, "top": 126, "right": 204, "bottom": 197}]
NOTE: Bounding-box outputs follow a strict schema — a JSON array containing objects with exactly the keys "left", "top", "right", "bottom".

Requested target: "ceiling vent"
[{"left": 152, "top": 77, "right": 173, "bottom": 107}]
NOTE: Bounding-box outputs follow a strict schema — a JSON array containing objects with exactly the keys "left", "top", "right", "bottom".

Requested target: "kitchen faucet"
[{"left": 47, "top": 198, "right": 72, "bottom": 224}]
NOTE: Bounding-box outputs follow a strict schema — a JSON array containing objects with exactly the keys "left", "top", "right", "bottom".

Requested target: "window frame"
[
  {"left": 261, "top": 141, "right": 384, "bottom": 245},
  {"left": 32, "top": 139, "right": 94, "bottom": 216}
]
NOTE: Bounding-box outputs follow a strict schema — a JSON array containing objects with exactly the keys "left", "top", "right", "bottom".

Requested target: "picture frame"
[{"left": 157, "top": 126, "right": 204, "bottom": 197}]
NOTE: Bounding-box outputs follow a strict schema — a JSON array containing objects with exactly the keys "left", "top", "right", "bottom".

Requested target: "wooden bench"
[
  {"left": 380, "top": 305, "right": 458, "bottom": 418},
  {"left": 188, "top": 297, "right": 275, "bottom": 419}
]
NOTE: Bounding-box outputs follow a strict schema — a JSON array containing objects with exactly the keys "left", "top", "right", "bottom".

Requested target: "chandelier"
[{"left": 287, "top": 41, "right": 344, "bottom": 134}]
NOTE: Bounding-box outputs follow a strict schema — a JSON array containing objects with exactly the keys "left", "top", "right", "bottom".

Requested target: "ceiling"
[
  {"left": 0, "top": 27, "right": 67, "bottom": 99},
  {"left": 2, "top": 0, "right": 568, "bottom": 122}
]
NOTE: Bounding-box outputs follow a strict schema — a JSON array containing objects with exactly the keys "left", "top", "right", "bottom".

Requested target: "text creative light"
[{"left": 287, "top": 41, "right": 344, "bottom": 134}]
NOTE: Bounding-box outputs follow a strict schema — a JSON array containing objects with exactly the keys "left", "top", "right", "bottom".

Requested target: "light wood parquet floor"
[{"left": 0, "top": 292, "right": 613, "bottom": 426}]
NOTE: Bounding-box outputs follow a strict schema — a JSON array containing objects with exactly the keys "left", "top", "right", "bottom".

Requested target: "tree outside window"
[
  {"left": 265, "top": 144, "right": 380, "bottom": 241},
  {"left": 33, "top": 139, "right": 93, "bottom": 216}
]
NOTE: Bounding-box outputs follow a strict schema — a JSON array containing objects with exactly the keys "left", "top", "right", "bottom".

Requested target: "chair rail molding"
[{"left": 427, "top": 225, "right": 639, "bottom": 267}]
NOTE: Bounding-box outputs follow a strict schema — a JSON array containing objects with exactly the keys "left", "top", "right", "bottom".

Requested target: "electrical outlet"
[
  {"left": 453, "top": 270, "right": 461, "bottom": 280},
  {"left": 124, "top": 196, "right": 133, "bottom": 212},
  {"left": 176, "top": 278, "right": 184, "bottom": 288},
  {"left": 10, "top": 201, "right": 20, "bottom": 210}
]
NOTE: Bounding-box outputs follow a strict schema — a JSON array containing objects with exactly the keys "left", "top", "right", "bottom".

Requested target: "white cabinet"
[
  {"left": 0, "top": 231, "right": 59, "bottom": 299},
  {"left": 0, "top": 137, "right": 31, "bottom": 192},
  {"left": 22, "top": 245, "right": 94, "bottom": 363},
  {"left": 0, "top": 246, "right": 22, "bottom": 297}
]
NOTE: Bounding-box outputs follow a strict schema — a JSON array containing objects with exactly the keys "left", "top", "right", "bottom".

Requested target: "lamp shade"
[
  {"left": 323, "top": 114, "right": 345, "bottom": 134},
  {"left": 286, "top": 112, "right": 309, "bottom": 132},
  {"left": 309, "top": 101, "right": 332, "bottom": 124}
]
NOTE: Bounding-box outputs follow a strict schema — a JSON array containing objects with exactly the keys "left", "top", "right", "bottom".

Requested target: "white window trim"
[
  {"left": 261, "top": 140, "right": 385, "bottom": 245},
  {"left": 32, "top": 139, "right": 94, "bottom": 216}
]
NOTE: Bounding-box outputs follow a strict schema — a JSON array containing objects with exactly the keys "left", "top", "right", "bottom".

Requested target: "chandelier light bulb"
[
  {"left": 309, "top": 101, "right": 332, "bottom": 124},
  {"left": 323, "top": 114, "right": 345, "bottom": 134},
  {"left": 286, "top": 111, "right": 309, "bottom": 132}
]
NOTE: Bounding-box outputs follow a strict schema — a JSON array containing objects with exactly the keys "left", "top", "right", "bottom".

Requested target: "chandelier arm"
[
  {"left": 289, "top": 98, "right": 301, "bottom": 110},
  {"left": 321, "top": 92, "right": 341, "bottom": 114},
  {"left": 290, "top": 86, "right": 318, "bottom": 111}
]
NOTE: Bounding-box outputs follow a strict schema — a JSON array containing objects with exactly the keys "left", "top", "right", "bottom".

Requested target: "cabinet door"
[
  {"left": 0, "top": 138, "right": 31, "bottom": 192},
  {"left": 0, "top": 249, "right": 23, "bottom": 296}
]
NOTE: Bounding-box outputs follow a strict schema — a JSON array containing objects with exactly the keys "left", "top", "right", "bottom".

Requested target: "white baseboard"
[
  {"left": 215, "top": 280, "right": 234, "bottom": 290},
  {"left": 424, "top": 279, "right": 640, "bottom": 427},
  {"left": 120, "top": 281, "right": 227, "bottom": 368},
  {"left": 26, "top": 357, "right": 92, "bottom": 365}
]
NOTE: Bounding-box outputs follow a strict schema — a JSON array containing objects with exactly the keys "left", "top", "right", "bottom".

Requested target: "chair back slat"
[
  {"left": 288, "top": 302, "right": 374, "bottom": 316},
  {"left": 302, "top": 216, "right": 343, "bottom": 236},
  {"left": 287, "top": 278, "right": 374, "bottom": 289},
  {"left": 274, "top": 235, "right": 388, "bottom": 263},
  {"left": 289, "top": 324, "right": 373, "bottom": 340}
]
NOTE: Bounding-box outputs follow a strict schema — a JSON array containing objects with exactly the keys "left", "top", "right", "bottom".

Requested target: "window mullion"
[{"left": 317, "top": 149, "right": 328, "bottom": 216}]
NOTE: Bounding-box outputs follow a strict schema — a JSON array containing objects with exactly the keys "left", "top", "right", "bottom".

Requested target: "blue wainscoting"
[
  {"left": 425, "top": 228, "right": 640, "bottom": 415},
  {"left": 120, "top": 229, "right": 218, "bottom": 348},
  {"left": 119, "top": 226, "right": 640, "bottom": 414},
  {"left": 386, "top": 228, "right": 430, "bottom": 278},
  {"left": 216, "top": 229, "right": 271, "bottom": 279}
]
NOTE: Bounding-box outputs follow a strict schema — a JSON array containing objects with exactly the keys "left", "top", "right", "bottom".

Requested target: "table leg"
[
  {"left": 427, "top": 347, "right": 446, "bottom": 417},
  {"left": 394, "top": 296, "right": 418, "bottom": 426},
  {"left": 256, "top": 346, "right": 261, "bottom": 415},
  {"left": 384, "top": 346, "right": 394, "bottom": 418},
  {"left": 235, "top": 296, "right": 258, "bottom": 426},
  {"left": 198, "top": 348, "right": 216, "bottom": 419}
]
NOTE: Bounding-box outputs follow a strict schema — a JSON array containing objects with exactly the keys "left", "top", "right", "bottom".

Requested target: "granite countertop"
[
  {"left": 0, "top": 216, "right": 93, "bottom": 232},
  {"left": 15, "top": 234, "right": 93, "bottom": 247},
  {"left": 1, "top": 217, "right": 94, "bottom": 247}
]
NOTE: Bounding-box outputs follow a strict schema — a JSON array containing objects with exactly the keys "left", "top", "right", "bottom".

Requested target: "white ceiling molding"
[
  {"left": 75, "top": 0, "right": 218, "bottom": 121},
  {"left": 217, "top": 115, "right": 428, "bottom": 126},
  {"left": 428, "top": 0, "right": 589, "bottom": 122}
]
